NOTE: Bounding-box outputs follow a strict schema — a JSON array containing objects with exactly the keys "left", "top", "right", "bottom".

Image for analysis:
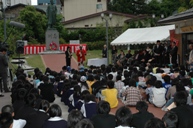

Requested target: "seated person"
[
  {"left": 162, "top": 111, "right": 178, "bottom": 128},
  {"left": 131, "top": 101, "right": 154, "bottom": 128},
  {"left": 101, "top": 80, "right": 118, "bottom": 108},
  {"left": 122, "top": 79, "right": 142, "bottom": 106},
  {"left": 91, "top": 101, "right": 116, "bottom": 128},
  {"left": 115, "top": 106, "right": 133, "bottom": 128}
]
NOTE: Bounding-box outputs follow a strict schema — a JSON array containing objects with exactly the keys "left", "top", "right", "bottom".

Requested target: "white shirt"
[
  {"left": 152, "top": 87, "right": 166, "bottom": 107},
  {"left": 13, "top": 119, "right": 26, "bottom": 128}
]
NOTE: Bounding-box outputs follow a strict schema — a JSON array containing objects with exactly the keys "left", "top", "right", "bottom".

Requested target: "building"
[
  {"left": 63, "top": 0, "right": 107, "bottom": 21},
  {"left": 38, "top": 0, "right": 61, "bottom": 5},
  {"left": 2, "top": 0, "right": 31, "bottom": 6},
  {"left": 158, "top": 8, "right": 193, "bottom": 65}
]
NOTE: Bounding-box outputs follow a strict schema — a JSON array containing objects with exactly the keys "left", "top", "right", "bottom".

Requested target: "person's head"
[
  {"left": 80, "top": 90, "right": 90, "bottom": 100},
  {"left": 50, "top": 0, "right": 54, "bottom": 4},
  {"left": 116, "top": 75, "right": 121, "bottom": 81},
  {"left": 156, "top": 40, "right": 161, "bottom": 45},
  {"left": 136, "top": 101, "right": 148, "bottom": 112},
  {"left": 154, "top": 80, "right": 162, "bottom": 88},
  {"left": 189, "top": 44, "right": 193, "bottom": 50},
  {"left": 48, "top": 104, "right": 62, "bottom": 117},
  {"left": 115, "top": 106, "right": 132, "bottom": 126},
  {"left": 84, "top": 94, "right": 96, "bottom": 103},
  {"left": 174, "top": 91, "right": 187, "bottom": 106},
  {"left": 162, "top": 111, "right": 178, "bottom": 128},
  {"left": 107, "top": 80, "right": 114, "bottom": 89},
  {"left": 107, "top": 74, "right": 113, "bottom": 80},
  {"left": 67, "top": 110, "right": 83, "bottom": 128},
  {"left": 39, "top": 100, "right": 50, "bottom": 112},
  {"left": 79, "top": 45, "right": 83, "bottom": 50},
  {"left": 0, "top": 112, "right": 13, "bottom": 128},
  {"left": 75, "top": 119, "right": 94, "bottom": 128},
  {"left": 104, "top": 45, "right": 106, "bottom": 49},
  {"left": 67, "top": 46, "right": 70, "bottom": 51},
  {"left": 129, "top": 79, "right": 136, "bottom": 87},
  {"left": 0, "top": 47, "right": 7, "bottom": 55},
  {"left": 43, "top": 75, "right": 49, "bottom": 83},
  {"left": 163, "top": 75, "right": 170, "bottom": 84},
  {"left": 146, "top": 79, "right": 153, "bottom": 87},
  {"left": 171, "top": 42, "right": 176, "bottom": 47},
  {"left": 1, "top": 105, "right": 14, "bottom": 116},
  {"left": 144, "top": 117, "right": 165, "bottom": 128},
  {"left": 97, "top": 100, "right": 110, "bottom": 114}
]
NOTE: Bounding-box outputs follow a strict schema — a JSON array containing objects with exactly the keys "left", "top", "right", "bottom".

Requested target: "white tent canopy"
[{"left": 111, "top": 25, "right": 175, "bottom": 45}]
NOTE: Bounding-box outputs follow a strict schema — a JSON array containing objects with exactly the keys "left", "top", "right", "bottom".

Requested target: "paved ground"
[
  {"left": 0, "top": 53, "right": 166, "bottom": 121},
  {"left": 41, "top": 54, "right": 78, "bottom": 72}
]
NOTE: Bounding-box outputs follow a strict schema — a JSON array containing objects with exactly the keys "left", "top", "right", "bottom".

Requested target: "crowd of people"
[{"left": 0, "top": 40, "right": 193, "bottom": 128}]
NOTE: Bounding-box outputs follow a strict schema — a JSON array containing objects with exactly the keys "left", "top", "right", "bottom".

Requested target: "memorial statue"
[{"left": 46, "top": 0, "right": 57, "bottom": 29}]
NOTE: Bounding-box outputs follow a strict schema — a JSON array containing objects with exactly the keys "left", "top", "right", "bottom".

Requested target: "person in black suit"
[
  {"left": 153, "top": 40, "right": 164, "bottom": 66},
  {"left": 102, "top": 45, "right": 107, "bottom": 58},
  {"left": 170, "top": 42, "right": 178, "bottom": 66},
  {"left": 65, "top": 46, "right": 72, "bottom": 67},
  {"left": 0, "top": 47, "right": 9, "bottom": 93}
]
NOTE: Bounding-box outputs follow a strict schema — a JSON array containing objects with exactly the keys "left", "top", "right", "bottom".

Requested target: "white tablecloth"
[{"left": 87, "top": 58, "right": 107, "bottom": 66}]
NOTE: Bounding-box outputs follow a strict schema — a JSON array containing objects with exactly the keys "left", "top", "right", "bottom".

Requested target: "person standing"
[
  {"left": 170, "top": 42, "right": 178, "bottom": 66},
  {"left": 111, "top": 46, "right": 117, "bottom": 64},
  {"left": 102, "top": 45, "right": 107, "bottom": 58},
  {"left": 187, "top": 44, "right": 193, "bottom": 71},
  {"left": 65, "top": 46, "right": 72, "bottom": 67},
  {"left": 76, "top": 45, "right": 86, "bottom": 66},
  {"left": 153, "top": 40, "right": 164, "bottom": 66},
  {"left": 46, "top": 0, "right": 57, "bottom": 29},
  {"left": 0, "top": 47, "right": 9, "bottom": 93}
]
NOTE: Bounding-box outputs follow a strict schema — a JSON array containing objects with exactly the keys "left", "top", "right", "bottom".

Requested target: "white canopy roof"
[{"left": 111, "top": 25, "right": 175, "bottom": 45}]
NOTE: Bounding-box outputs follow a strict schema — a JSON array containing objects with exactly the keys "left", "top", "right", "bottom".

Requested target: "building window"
[
  {"left": 96, "top": 4, "right": 102, "bottom": 9},
  {"left": 97, "top": 0, "right": 101, "bottom": 2},
  {"left": 85, "top": 25, "right": 89, "bottom": 27}
]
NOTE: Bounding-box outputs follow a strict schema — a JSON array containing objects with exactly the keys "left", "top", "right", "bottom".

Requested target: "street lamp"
[
  {"left": 0, "top": 0, "right": 7, "bottom": 41},
  {"left": 101, "top": 13, "right": 112, "bottom": 65}
]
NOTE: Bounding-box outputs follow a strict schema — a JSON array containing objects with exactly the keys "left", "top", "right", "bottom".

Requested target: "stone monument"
[{"left": 42, "top": 0, "right": 62, "bottom": 54}]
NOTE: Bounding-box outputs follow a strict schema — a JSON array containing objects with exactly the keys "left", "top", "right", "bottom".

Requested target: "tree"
[
  {"left": 108, "top": 0, "right": 148, "bottom": 14},
  {"left": 18, "top": 6, "right": 47, "bottom": 43}
]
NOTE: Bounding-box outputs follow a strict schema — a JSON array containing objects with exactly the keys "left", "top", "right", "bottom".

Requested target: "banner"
[{"left": 24, "top": 44, "right": 87, "bottom": 55}]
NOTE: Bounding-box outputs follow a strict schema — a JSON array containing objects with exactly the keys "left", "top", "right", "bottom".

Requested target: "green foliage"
[
  {"left": 18, "top": 6, "right": 47, "bottom": 43},
  {"left": 86, "top": 41, "right": 105, "bottom": 50}
]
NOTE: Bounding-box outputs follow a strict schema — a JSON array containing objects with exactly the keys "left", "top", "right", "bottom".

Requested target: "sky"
[{"left": 31, "top": 0, "right": 37, "bottom": 5}]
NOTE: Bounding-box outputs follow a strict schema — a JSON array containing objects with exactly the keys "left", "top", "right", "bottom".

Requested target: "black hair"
[
  {"left": 107, "top": 80, "right": 114, "bottom": 89},
  {"left": 0, "top": 47, "right": 7, "bottom": 52},
  {"left": 163, "top": 75, "right": 170, "bottom": 84},
  {"left": 39, "top": 100, "right": 50, "bottom": 112},
  {"left": 136, "top": 101, "right": 148, "bottom": 112},
  {"left": 43, "top": 75, "right": 49, "bottom": 83},
  {"left": 87, "top": 75, "right": 94, "bottom": 81},
  {"left": 0, "top": 112, "right": 13, "bottom": 128},
  {"left": 174, "top": 91, "right": 187, "bottom": 106},
  {"left": 107, "top": 74, "right": 113, "bottom": 80},
  {"left": 129, "top": 79, "right": 136, "bottom": 87},
  {"left": 25, "top": 93, "right": 36, "bottom": 107},
  {"left": 116, "top": 75, "right": 121, "bottom": 81},
  {"left": 74, "top": 85, "right": 81, "bottom": 98},
  {"left": 97, "top": 100, "right": 110, "bottom": 114},
  {"left": 115, "top": 106, "right": 132, "bottom": 126},
  {"left": 144, "top": 117, "right": 165, "bottom": 128},
  {"left": 80, "top": 90, "right": 90, "bottom": 100},
  {"left": 162, "top": 111, "right": 178, "bottom": 128},
  {"left": 1, "top": 105, "right": 14, "bottom": 114},
  {"left": 67, "top": 109, "right": 83, "bottom": 128},
  {"left": 84, "top": 94, "right": 96, "bottom": 103},
  {"left": 75, "top": 119, "right": 94, "bottom": 128},
  {"left": 154, "top": 80, "right": 162, "bottom": 88},
  {"left": 16, "top": 88, "right": 27, "bottom": 100},
  {"left": 146, "top": 79, "right": 153, "bottom": 86},
  {"left": 48, "top": 104, "right": 62, "bottom": 117}
]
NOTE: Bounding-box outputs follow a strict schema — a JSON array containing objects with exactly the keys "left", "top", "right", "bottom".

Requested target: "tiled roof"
[{"left": 158, "top": 8, "right": 193, "bottom": 24}]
